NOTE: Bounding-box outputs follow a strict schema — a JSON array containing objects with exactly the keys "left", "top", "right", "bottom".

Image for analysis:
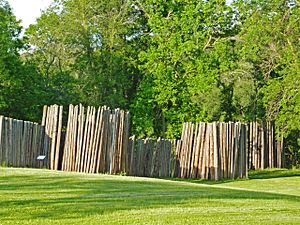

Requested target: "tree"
[
  {"left": 0, "top": 0, "right": 42, "bottom": 120},
  {"left": 25, "top": 0, "right": 145, "bottom": 110},
  {"left": 132, "top": 0, "right": 250, "bottom": 138},
  {"left": 234, "top": 0, "right": 300, "bottom": 165}
]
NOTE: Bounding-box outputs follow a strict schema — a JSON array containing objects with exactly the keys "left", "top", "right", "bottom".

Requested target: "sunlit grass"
[{"left": 0, "top": 167, "right": 299, "bottom": 224}]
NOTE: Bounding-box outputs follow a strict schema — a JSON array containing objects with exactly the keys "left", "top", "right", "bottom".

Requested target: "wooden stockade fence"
[
  {"left": 127, "top": 137, "right": 174, "bottom": 177},
  {"left": 0, "top": 115, "right": 49, "bottom": 168},
  {"left": 0, "top": 104, "right": 285, "bottom": 181},
  {"left": 43, "top": 104, "right": 130, "bottom": 174},
  {"left": 248, "top": 121, "right": 283, "bottom": 170},
  {"left": 174, "top": 122, "right": 248, "bottom": 180},
  {"left": 42, "top": 105, "right": 64, "bottom": 170},
  {"left": 43, "top": 104, "right": 174, "bottom": 177}
]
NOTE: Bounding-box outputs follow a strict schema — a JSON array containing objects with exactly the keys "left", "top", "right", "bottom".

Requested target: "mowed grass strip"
[{"left": 0, "top": 167, "right": 299, "bottom": 225}]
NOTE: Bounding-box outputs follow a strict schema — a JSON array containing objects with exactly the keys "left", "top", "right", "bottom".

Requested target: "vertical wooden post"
[
  {"left": 63, "top": 104, "right": 72, "bottom": 171},
  {"left": 28, "top": 122, "right": 34, "bottom": 167},
  {"left": 0, "top": 116, "right": 3, "bottom": 165},
  {"left": 30, "top": 123, "right": 36, "bottom": 168},
  {"left": 41, "top": 106, "right": 49, "bottom": 168},
  {"left": 220, "top": 123, "right": 226, "bottom": 179},
  {"left": 4, "top": 118, "right": 8, "bottom": 166},
  {"left": 21, "top": 121, "right": 26, "bottom": 167},
  {"left": 197, "top": 123, "right": 205, "bottom": 179},
  {"left": 180, "top": 123, "right": 187, "bottom": 178},
  {"left": 36, "top": 123, "right": 43, "bottom": 168},
  {"left": 96, "top": 107, "right": 106, "bottom": 173},
  {"left": 101, "top": 107, "right": 110, "bottom": 173},
  {"left": 245, "top": 124, "right": 248, "bottom": 178},
  {"left": 183, "top": 123, "right": 191, "bottom": 178},
  {"left": 42, "top": 105, "right": 48, "bottom": 126},
  {"left": 8, "top": 118, "right": 13, "bottom": 166},
  {"left": 84, "top": 106, "right": 95, "bottom": 173},
  {"left": 277, "top": 135, "right": 283, "bottom": 168},
  {"left": 257, "top": 123, "right": 262, "bottom": 169},
  {"left": 90, "top": 107, "right": 101, "bottom": 173},
  {"left": 260, "top": 122, "right": 266, "bottom": 169},
  {"left": 238, "top": 124, "right": 244, "bottom": 178},
  {"left": 174, "top": 140, "right": 182, "bottom": 178},
  {"left": 83, "top": 106, "right": 93, "bottom": 173},
  {"left": 182, "top": 122, "right": 188, "bottom": 178},
  {"left": 75, "top": 104, "right": 84, "bottom": 172},
  {"left": 151, "top": 138, "right": 161, "bottom": 177},
  {"left": 72, "top": 105, "right": 79, "bottom": 171},
  {"left": 16, "top": 120, "right": 21, "bottom": 167},
  {"left": 253, "top": 121, "right": 257, "bottom": 169},
  {"left": 248, "top": 122, "right": 252, "bottom": 170},
  {"left": 202, "top": 123, "right": 209, "bottom": 179},
  {"left": 208, "top": 123, "right": 214, "bottom": 180},
  {"left": 50, "top": 105, "right": 58, "bottom": 170},
  {"left": 232, "top": 123, "right": 237, "bottom": 179},
  {"left": 193, "top": 123, "right": 202, "bottom": 178},
  {"left": 11, "top": 119, "right": 15, "bottom": 167},
  {"left": 54, "top": 106, "right": 63, "bottom": 170},
  {"left": 129, "top": 136, "right": 135, "bottom": 176},
  {"left": 79, "top": 106, "right": 89, "bottom": 172},
  {"left": 213, "top": 122, "right": 219, "bottom": 180},
  {"left": 229, "top": 122, "right": 234, "bottom": 179},
  {"left": 222, "top": 123, "right": 227, "bottom": 179},
  {"left": 191, "top": 123, "right": 199, "bottom": 178},
  {"left": 270, "top": 121, "right": 274, "bottom": 168},
  {"left": 123, "top": 112, "right": 130, "bottom": 174},
  {"left": 17, "top": 120, "right": 21, "bottom": 167}
]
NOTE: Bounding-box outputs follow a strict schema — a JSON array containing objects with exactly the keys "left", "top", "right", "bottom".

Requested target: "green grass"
[{"left": 0, "top": 168, "right": 299, "bottom": 224}]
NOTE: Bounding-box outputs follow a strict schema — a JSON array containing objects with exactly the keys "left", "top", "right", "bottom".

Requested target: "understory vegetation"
[{"left": 0, "top": 0, "right": 299, "bottom": 166}]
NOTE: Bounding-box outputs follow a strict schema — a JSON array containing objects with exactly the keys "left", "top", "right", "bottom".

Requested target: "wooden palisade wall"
[
  {"left": 127, "top": 137, "right": 174, "bottom": 177},
  {"left": 0, "top": 115, "right": 50, "bottom": 168},
  {"left": 248, "top": 121, "right": 283, "bottom": 170},
  {"left": 42, "top": 105, "right": 64, "bottom": 170},
  {"left": 0, "top": 104, "right": 284, "bottom": 181},
  {"left": 43, "top": 104, "right": 131, "bottom": 174},
  {"left": 174, "top": 122, "right": 248, "bottom": 180}
]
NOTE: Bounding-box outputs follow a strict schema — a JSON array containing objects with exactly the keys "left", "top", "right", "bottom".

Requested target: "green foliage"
[
  {"left": 0, "top": 0, "right": 42, "bottom": 121},
  {"left": 0, "top": 0, "right": 22, "bottom": 110},
  {"left": 133, "top": 0, "right": 259, "bottom": 138},
  {"left": 234, "top": 0, "right": 300, "bottom": 163},
  {"left": 25, "top": 0, "right": 144, "bottom": 110}
]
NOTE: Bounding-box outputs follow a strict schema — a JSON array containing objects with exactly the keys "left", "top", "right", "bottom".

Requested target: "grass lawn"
[{"left": 0, "top": 167, "right": 299, "bottom": 224}]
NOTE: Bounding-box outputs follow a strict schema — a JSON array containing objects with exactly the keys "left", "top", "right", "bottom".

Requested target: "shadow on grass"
[
  {"left": 163, "top": 168, "right": 300, "bottom": 185},
  {"left": 248, "top": 168, "right": 300, "bottom": 179},
  {"left": 161, "top": 177, "right": 238, "bottom": 185},
  {"left": 0, "top": 168, "right": 300, "bottom": 222}
]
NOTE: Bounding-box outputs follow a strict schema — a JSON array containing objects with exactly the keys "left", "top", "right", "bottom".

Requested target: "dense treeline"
[{"left": 0, "top": 0, "right": 299, "bottom": 166}]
